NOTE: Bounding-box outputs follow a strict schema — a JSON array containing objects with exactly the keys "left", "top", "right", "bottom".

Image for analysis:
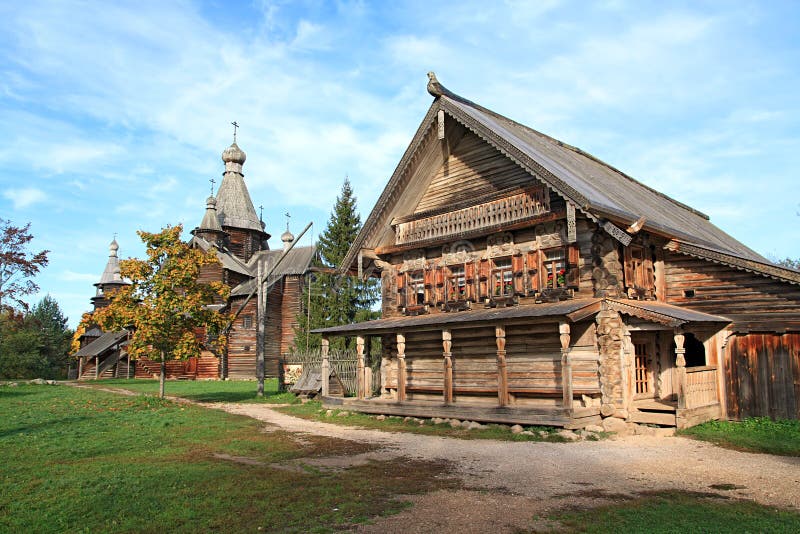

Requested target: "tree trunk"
[{"left": 159, "top": 352, "right": 166, "bottom": 399}]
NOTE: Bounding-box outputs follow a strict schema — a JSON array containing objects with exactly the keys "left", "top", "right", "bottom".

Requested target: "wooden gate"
[{"left": 726, "top": 333, "right": 800, "bottom": 420}]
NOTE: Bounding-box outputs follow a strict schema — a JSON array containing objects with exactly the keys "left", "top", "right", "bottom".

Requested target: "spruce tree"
[{"left": 295, "top": 179, "right": 379, "bottom": 351}]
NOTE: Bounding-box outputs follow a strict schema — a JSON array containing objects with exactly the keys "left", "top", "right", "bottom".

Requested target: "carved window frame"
[
  {"left": 542, "top": 247, "right": 568, "bottom": 289},
  {"left": 407, "top": 270, "right": 426, "bottom": 306},
  {"left": 491, "top": 257, "right": 515, "bottom": 297}
]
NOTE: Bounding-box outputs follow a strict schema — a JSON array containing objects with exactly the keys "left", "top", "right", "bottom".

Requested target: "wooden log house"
[{"left": 314, "top": 73, "right": 800, "bottom": 429}]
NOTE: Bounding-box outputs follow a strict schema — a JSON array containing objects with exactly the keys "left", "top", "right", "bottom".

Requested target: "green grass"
[
  {"left": 77, "top": 377, "right": 299, "bottom": 404},
  {"left": 678, "top": 417, "right": 800, "bottom": 456},
  {"left": 279, "top": 400, "right": 587, "bottom": 442},
  {"left": 547, "top": 490, "right": 800, "bottom": 533},
  {"left": 0, "top": 384, "right": 456, "bottom": 533}
]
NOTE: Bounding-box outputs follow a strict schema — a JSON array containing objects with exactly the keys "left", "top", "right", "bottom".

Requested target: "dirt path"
[{"left": 211, "top": 402, "right": 800, "bottom": 532}]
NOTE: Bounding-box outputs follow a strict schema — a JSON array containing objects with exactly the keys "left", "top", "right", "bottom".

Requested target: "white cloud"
[{"left": 3, "top": 187, "right": 46, "bottom": 209}]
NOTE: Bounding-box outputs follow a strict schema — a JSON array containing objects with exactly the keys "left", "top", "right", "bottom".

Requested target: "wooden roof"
[
  {"left": 74, "top": 330, "right": 127, "bottom": 358},
  {"left": 342, "top": 76, "right": 799, "bottom": 285},
  {"left": 313, "top": 298, "right": 729, "bottom": 336}
]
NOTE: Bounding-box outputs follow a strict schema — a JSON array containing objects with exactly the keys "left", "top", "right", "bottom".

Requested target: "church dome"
[{"left": 221, "top": 142, "right": 246, "bottom": 165}]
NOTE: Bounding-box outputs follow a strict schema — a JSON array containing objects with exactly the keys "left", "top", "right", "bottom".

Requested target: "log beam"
[
  {"left": 442, "top": 329, "right": 453, "bottom": 404},
  {"left": 559, "top": 322, "right": 572, "bottom": 413},
  {"left": 397, "top": 333, "right": 407, "bottom": 402}
]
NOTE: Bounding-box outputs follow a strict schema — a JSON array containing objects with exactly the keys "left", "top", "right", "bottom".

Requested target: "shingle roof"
[
  {"left": 312, "top": 298, "right": 729, "bottom": 336},
  {"left": 74, "top": 331, "right": 128, "bottom": 358},
  {"left": 440, "top": 95, "right": 765, "bottom": 262},
  {"left": 230, "top": 246, "right": 315, "bottom": 296}
]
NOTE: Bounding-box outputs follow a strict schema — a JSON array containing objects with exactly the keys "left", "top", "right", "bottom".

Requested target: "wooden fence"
[
  {"left": 284, "top": 349, "right": 381, "bottom": 397},
  {"left": 684, "top": 365, "right": 718, "bottom": 409}
]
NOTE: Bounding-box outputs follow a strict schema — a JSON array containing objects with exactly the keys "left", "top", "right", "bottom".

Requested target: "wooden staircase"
[{"left": 630, "top": 399, "right": 678, "bottom": 426}]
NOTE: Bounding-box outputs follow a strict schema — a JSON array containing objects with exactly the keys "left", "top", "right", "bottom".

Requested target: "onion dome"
[
  {"left": 281, "top": 228, "right": 295, "bottom": 250},
  {"left": 222, "top": 142, "right": 246, "bottom": 165},
  {"left": 198, "top": 195, "right": 224, "bottom": 233}
]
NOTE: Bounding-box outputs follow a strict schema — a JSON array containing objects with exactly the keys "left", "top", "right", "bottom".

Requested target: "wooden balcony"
[{"left": 394, "top": 187, "right": 550, "bottom": 246}]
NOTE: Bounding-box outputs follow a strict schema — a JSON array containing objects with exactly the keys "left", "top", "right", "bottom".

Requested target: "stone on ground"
[{"left": 510, "top": 424, "right": 524, "bottom": 434}]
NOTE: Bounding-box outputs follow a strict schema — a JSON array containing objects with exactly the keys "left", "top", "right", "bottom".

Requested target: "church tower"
[
  {"left": 214, "top": 136, "right": 270, "bottom": 261},
  {"left": 90, "top": 238, "right": 130, "bottom": 311}
]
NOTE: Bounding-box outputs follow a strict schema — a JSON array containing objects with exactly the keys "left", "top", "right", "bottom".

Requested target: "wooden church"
[
  {"left": 75, "top": 137, "right": 314, "bottom": 380},
  {"left": 315, "top": 73, "right": 800, "bottom": 429}
]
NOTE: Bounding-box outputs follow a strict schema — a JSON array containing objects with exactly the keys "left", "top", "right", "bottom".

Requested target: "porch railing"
[{"left": 683, "top": 365, "right": 718, "bottom": 408}]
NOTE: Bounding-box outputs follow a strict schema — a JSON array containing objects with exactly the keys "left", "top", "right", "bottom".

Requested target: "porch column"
[
  {"left": 356, "top": 335, "right": 366, "bottom": 399},
  {"left": 78, "top": 356, "right": 84, "bottom": 379},
  {"left": 674, "top": 330, "right": 686, "bottom": 409},
  {"left": 396, "top": 333, "right": 407, "bottom": 402},
  {"left": 442, "top": 329, "right": 453, "bottom": 404},
  {"left": 495, "top": 325, "right": 508, "bottom": 406},
  {"left": 364, "top": 335, "right": 373, "bottom": 397},
  {"left": 95, "top": 356, "right": 99, "bottom": 380},
  {"left": 321, "top": 336, "right": 330, "bottom": 397},
  {"left": 559, "top": 322, "right": 572, "bottom": 413}
]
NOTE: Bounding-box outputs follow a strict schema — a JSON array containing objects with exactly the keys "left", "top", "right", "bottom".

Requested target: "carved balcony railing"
[{"left": 395, "top": 187, "right": 550, "bottom": 246}]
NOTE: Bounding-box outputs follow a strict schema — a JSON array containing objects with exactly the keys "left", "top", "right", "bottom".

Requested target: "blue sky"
[{"left": 1, "top": 0, "right": 798, "bottom": 327}]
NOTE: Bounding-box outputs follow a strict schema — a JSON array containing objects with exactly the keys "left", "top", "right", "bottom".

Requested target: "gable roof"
[
  {"left": 74, "top": 330, "right": 128, "bottom": 358},
  {"left": 230, "top": 246, "right": 316, "bottom": 296},
  {"left": 342, "top": 76, "right": 799, "bottom": 286}
]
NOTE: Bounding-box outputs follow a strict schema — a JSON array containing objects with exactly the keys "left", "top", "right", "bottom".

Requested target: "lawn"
[
  {"left": 77, "top": 377, "right": 298, "bottom": 404},
  {"left": 547, "top": 490, "right": 800, "bottom": 533},
  {"left": 0, "top": 384, "right": 455, "bottom": 533},
  {"left": 678, "top": 417, "right": 800, "bottom": 456}
]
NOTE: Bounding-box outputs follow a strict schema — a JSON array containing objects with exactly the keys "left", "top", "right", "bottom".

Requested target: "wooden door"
[{"left": 633, "top": 338, "right": 655, "bottom": 399}]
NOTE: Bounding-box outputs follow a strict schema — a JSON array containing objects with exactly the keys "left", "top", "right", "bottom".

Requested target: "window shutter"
[
  {"left": 566, "top": 264, "right": 580, "bottom": 288},
  {"left": 623, "top": 247, "right": 635, "bottom": 288},
  {"left": 465, "top": 262, "right": 476, "bottom": 301},
  {"left": 644, "top": 257, "right": 655, "bottom": 294},
  {"left": 434, "top": 267, "right": 445, "bottom": 304},
  {"left": 435, "top": 267, "right": 445, "bottom": 287},
  {"left": 396, "top": 272, "right": 406, "bottom": 309},
  {"left": 512, "top": 254, "right": 525, "bottom": 294},
  {"left": 568, "top": 244, "right": 580, "bottom": 266},
  {"left": 527, "top": 250, "right": 541, "bottom": 292},
  {"left": 423, "top": 269, "right": 434, "bottom": 288},
  {"left": 478, "top": 258, "right": 490, "bottom": 299}
]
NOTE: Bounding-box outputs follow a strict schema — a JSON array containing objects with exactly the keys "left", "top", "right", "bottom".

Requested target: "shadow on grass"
[
  {"left": 181, "top": 391, "right": 264, "bottom": 403},
  {"left": 0, "top": 415, "right": 92, "bottom": 439},
  {"left": 0, "top": 389, "right": 36, "bottom": 399}
]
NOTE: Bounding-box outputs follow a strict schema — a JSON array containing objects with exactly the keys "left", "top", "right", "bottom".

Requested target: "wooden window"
[
  {"left": 543, "top": 248, "right": 567, "bottom": 289},
  {"left": 408, "top": 270, "right": 425, "bottom": 306},
  {"left": 446, "top": 265, "right": 467, "bottom": 301},
  {"left": 624, "top": 245, "right": 655, "bottom": 298},
  {"left": 242, "top": 315, "right": 253, "bottom": 329},
  {"left": 526, "top": 250, "right": 541, "bottom": 292},
  {"left": 478, "top": 258, "right": 490, "bottom": 298},
  {"left": 491, "top": 257, "right": 514, "bottom": 297}
]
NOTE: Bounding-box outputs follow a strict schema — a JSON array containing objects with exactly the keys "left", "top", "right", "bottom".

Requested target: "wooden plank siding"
[
  {"left": 416, "top": 131, "right": 542, "bottom": 214},
  {"left": 726, "top": 333, "right": 800, "bottom": 420}
]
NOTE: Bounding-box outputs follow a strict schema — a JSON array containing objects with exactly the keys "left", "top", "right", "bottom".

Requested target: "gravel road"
[{"left": 213, "top": 402, "right": 800, "bottom": 532}]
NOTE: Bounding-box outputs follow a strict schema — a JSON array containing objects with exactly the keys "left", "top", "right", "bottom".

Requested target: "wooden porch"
[{"left": 323, "top": 396, "right": 602, "bottom": 429}]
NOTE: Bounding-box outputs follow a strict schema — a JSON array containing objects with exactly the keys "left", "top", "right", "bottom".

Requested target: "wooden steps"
[{"left": 631, "top": 398, "right": 678, "bottom": 426}]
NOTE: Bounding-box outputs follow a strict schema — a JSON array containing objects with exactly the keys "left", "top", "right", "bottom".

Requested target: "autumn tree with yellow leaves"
[{"left": 81, "top": 225, "right": 229, "bottom": 397}]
